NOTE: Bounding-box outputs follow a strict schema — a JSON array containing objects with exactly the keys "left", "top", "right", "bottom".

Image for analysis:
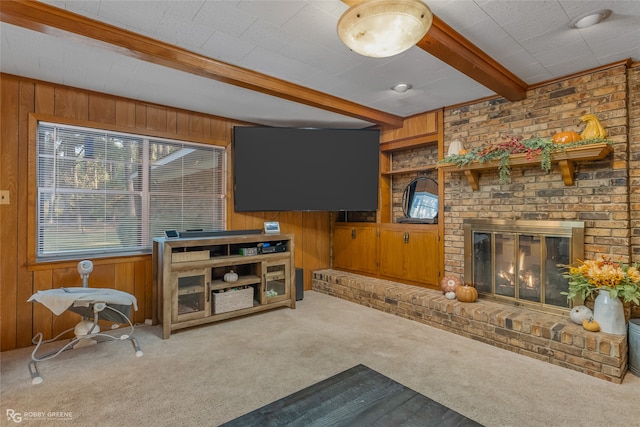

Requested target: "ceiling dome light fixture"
[
  {"left": 570, "top": 9, "right": 612, "bottom": 29},
  {"left": 337, "top": 0, "right": 433, "bottom": 58},
  {"left": 392, "top": 83, "right": 412, "bottom": 93}
]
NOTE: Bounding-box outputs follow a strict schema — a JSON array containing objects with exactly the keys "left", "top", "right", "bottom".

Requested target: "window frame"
[{"left": 27, "top": 114, "right": 229, "bottom": 265}]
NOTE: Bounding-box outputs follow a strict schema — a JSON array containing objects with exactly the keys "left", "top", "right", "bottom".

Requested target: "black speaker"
[{"left": 295, "top": 268, "right": 304, "bottom": 301}]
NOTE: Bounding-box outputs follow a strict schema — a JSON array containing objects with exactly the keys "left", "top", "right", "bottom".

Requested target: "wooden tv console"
[{"left": 153, "top": 233, "right": 295, "bottom": 339}]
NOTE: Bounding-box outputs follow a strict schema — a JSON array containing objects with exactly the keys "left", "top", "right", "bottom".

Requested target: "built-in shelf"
[
  {"left": 381, "top": 165, "right": 437, "bottom": 176},
  {"left": 437, "top": 143, "right": 613, "bottom": 190}
]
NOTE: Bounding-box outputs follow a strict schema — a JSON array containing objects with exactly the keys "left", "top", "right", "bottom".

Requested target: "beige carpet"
[{"left": 1, "top": 291, "right": 638, "bottom": 426}]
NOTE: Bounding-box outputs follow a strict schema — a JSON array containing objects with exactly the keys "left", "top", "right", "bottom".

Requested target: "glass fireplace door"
[
  {"left": 468, "top": 226, "right": 574, "bottom": 311},
  {"left": 518, "top": 235, "right": 541, "bottom": 303}
]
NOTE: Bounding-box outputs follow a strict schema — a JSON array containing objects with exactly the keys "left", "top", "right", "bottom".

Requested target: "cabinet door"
[
  {"left": 332, "top": 225, "right": 378, "bottom": 274},
  {"left": 263, "top": 259, "right": 290, "bottom": 304},
  {"left": 378, "top": 229, "right": 408, "bottom": 279},
  {"left": 379, "top": 228, "right": 440, "bottom": 286},
  {"left": 172, "top": 269, "right": 211, "bottom": 322},
  {"left": 404, "top": 230, "right": 439, "bottom": 286}
]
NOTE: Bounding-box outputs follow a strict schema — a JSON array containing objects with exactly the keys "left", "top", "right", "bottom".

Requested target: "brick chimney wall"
[
  {"left": 440, "top": 63, "right": 639, "bottom": 318},
  {"left": 630, "top": 64, "right": 640, "bottom": 265}
]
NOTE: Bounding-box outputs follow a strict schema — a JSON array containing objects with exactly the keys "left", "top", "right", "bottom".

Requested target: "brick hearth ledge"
[{"left": 312, "top": 269, "right": 628, "bottom": 383}]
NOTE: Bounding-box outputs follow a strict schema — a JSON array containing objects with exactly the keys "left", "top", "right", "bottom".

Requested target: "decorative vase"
[{"left": 593, "top": 290, "right": 626, "bottom": 335}]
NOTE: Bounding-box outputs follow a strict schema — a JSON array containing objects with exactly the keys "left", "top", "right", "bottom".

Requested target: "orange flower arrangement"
[{"left": 562, "top": 256, "right": 640, "bottom": 304}]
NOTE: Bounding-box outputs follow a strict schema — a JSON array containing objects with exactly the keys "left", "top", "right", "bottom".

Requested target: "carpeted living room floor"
[{"left": 1, "top": 291, "right": 638, "bottom": 426}]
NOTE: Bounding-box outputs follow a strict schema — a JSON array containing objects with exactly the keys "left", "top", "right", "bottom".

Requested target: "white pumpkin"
[
  {"left": 223, "top": 270, "right": 239, "bottom": 282},
  {"left": 445, "top": 291, "right": 457, "bottom": 300},
  {"left": 569, "top": 305, "right": 593, "bottom": 325}
]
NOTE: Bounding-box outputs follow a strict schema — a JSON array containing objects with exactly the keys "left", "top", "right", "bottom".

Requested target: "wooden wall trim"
[
  {"left": 26, "top": 254, "right": 152, "bottom": 271},
  {"left": 380, "top": 134, "right": 439, "bottom": 152},
  {"left": 0, "top": 0, "right": 403, "bottom": 128},
  {"left": 527, "top": 59, "right": 631, "bottom": 90},
  {"left": 30, "top": 113, "right": 230, "bottom": 147}
]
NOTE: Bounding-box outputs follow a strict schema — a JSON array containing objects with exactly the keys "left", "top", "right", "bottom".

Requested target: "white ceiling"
[{"left": 1, "top": 0, "right": 639, "bottom": 129}]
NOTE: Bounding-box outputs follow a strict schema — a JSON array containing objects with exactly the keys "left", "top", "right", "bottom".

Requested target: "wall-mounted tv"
[{"left": 233, "top": 127, "right": 380, "bottom": 212}]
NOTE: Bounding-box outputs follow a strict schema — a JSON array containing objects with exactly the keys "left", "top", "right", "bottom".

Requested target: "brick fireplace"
[{"left": 440, "top": 62, "right": 640, "bottom": 321}]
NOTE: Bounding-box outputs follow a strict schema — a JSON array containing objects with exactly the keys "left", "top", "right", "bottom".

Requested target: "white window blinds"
[{"left": 36, "top": 122, "right": 225, "bottom": 260}]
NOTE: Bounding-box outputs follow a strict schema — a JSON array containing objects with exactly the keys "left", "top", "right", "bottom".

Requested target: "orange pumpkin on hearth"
[{"left": 455, "top": 283, "right": 478, "bottom": 302}]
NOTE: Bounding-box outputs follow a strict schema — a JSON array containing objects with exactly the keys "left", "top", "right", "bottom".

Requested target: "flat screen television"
[{"left": 233, "top": 127, "right": 380, "bottom": 212}]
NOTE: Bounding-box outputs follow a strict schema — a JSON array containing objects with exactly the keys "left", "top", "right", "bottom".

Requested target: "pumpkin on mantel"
[
  {"left": 455, "top": 283, "right": 478, "bottom": 303},
  {"left": 552, "top": 131, "right": 582, "bottom": 144}
]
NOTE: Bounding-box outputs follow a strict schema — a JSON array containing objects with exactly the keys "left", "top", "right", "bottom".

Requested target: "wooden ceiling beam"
[
  {"left": 0, "top": 0, "right": 404, "bottom": 128},
  {"left": 418, "top": 16, "right": 527, "bottom": 101}
]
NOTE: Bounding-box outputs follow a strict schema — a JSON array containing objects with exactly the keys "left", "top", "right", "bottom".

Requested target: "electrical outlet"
[{"left": 0, "top": 190, "right": 9, "bottom": 205}]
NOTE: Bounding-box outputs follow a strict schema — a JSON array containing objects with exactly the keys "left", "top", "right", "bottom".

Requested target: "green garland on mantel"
[{"left": 439, "top": 135, "right": 613, "bottom": 184}]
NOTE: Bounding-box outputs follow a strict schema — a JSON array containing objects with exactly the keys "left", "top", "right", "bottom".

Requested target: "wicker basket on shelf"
[{"left": 212, "top": 287, "right": 254, "bottom": 314}]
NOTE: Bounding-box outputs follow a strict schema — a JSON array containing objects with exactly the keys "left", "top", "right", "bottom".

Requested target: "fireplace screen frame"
[{"left": 463, "top": 219, "right": 584, "bottom": 314}]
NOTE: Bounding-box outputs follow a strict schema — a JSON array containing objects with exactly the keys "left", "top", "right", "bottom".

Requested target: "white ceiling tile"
[
  {"left": 41, "top": 0, "right": 101, "bottom": 16},
  {"left": 156, "top": 1, "right": 206, "bottom": 20},
  {"left": 199, "top": 31, "right": 256, "bottom": 63},
  {"left": 519, "top": 27, "right": 585, "bottom": 56},
  {"left": 193, "top": 2, "right": 257, "bottom": 38},
  {"left": 94, "top": 1, "right": 167, "bottom": 31},
  {"left": 239, "top": 46, "right": 321, "bottom": 84},
  {"left": 240, "top": 18, "right": 292, "bottom": 52},
  {"left": 478, "top": 1, "right": 570, "bottom": 40},
  {"left": 236, "top": 1, "right": 307, "bottom": 27},
  {"left": 279, "top": 38, "right": 359, "bottom": 75},
  {"left": 280, "top": 2, "right": 344, "bottom": 51},
  {"left": 427, "top": 0, "right": 490, "bottom": 28},
  {"left": 158, "top": 12, "right": 215, "bottom": 48}
]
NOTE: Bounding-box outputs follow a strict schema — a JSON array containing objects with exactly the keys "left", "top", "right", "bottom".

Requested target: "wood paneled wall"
[{"left": 0, "top": 73, "right": 331, "bottom": 350}]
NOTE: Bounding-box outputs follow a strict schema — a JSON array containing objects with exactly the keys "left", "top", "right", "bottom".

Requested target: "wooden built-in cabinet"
[
  {"left": 154, "top": 233, "right": 295, "bottom": 339},
  {"left": 333, "top": 223, "right": 440, "bottom": 288}
]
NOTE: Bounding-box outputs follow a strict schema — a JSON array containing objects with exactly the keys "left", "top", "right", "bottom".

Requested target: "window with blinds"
[{"left": 36, "top": 122, "right": 226, "bottom": 260}]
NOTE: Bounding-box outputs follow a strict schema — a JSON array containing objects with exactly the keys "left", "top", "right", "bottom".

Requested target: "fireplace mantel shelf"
[{"left": 437, "top": 143, "right": 613, "bottom": 190}]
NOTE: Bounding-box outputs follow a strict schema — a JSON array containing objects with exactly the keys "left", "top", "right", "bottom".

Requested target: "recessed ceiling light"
[
  {"left": 570, "top": 9, "right": 612, "bottom": 29},
  {"left": 392, "top": 83, "right": 412, "bottom": 93}
]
